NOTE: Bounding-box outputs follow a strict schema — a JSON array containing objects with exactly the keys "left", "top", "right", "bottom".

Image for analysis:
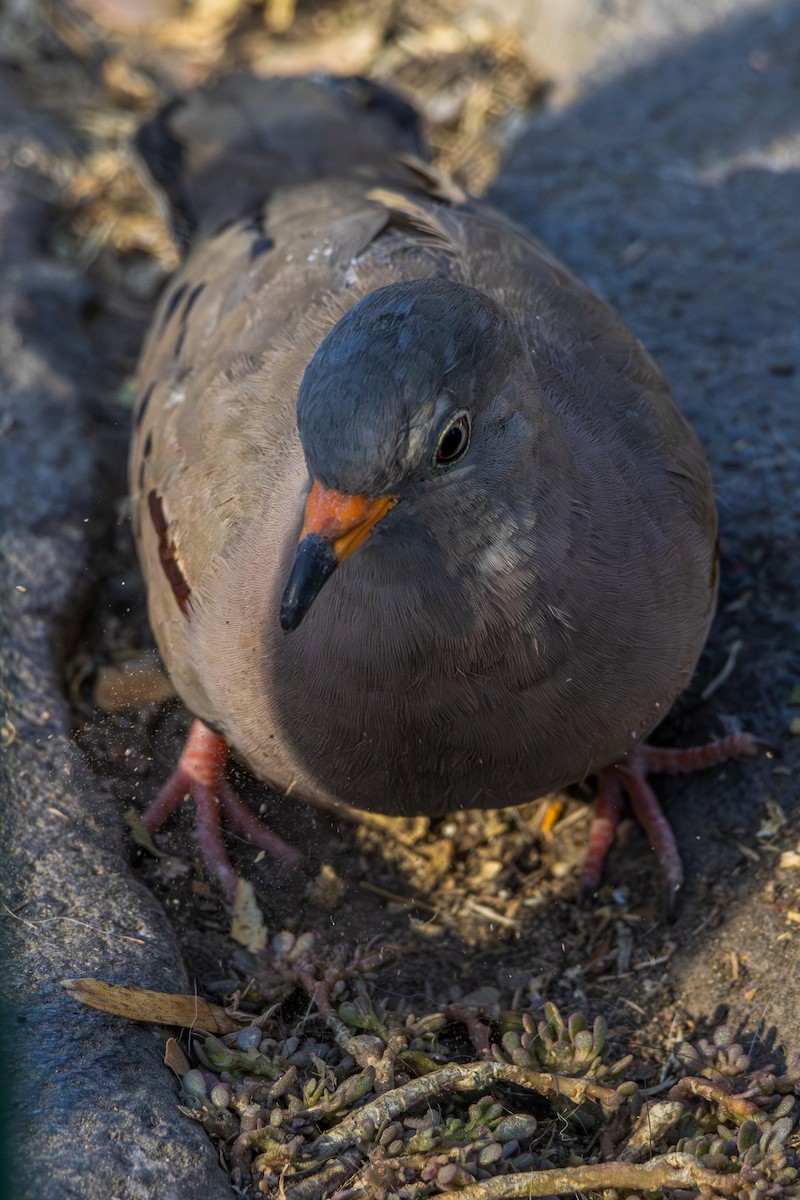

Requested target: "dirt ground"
[{"left": 2, "top": 1, "right": 800, "bottom": 1197}]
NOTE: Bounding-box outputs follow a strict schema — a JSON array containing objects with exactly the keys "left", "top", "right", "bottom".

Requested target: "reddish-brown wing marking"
[{"left": 147, "top": 490, "right": 191, "bottom": 614}]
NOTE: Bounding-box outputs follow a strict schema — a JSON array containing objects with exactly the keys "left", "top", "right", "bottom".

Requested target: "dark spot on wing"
[
  {"left": 134, "top": 380, "right": 155, "bottom": 430},
  {"left": 250, "top": 234, "right": 274, "bottom": 260},
  {"left": 241, "top": 212, "right": 274, "bottom": 261},
  {"left": 161, "top": 281, "right": 189, "bottom": 329},
  {"left": 138, "top": 459, "right": 145, "bottom": 490},
  {"left": 143, "top": 430, "right": 153, "bottom": 458},
  {"left": 147, "top": 490, "right": 191, "bottom": 615},
  {"left": 183, "top": 280, "right": 206, "bottom": 320},
  {"left": 166, "top": 280, "right": 205, "bottom": 361}
]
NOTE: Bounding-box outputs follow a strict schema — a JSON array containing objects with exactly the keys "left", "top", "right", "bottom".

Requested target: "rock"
[{"left": 0, "top": 66, "right": 232, "bottom": 1200}]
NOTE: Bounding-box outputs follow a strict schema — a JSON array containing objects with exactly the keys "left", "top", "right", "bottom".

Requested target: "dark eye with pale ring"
[{"left": 435, "top": 412, "right": 471, "bottom": 466}]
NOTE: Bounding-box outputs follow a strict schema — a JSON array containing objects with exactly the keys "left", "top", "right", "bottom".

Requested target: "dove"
[{"left": 129, "top": 73, "right": 758, "bottom": 909}]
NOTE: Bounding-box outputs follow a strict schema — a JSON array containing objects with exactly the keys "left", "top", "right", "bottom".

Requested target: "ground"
[{"left": 1, "top": 1, "right": 799, "bottom": 1197}]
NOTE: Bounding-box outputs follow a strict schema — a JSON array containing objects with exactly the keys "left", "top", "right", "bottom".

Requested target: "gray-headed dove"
[{"left": 129, "top": 74, "right": 758, "bottom": 909}]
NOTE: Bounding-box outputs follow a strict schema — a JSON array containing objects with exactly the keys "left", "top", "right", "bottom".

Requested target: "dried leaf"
[
  {"left": 124, "top": 806, "right": 163, "bottom": 855},
  {"left": 94, "top": 658, "right": 175, "bottom": 711},
  {"left": 307, "top": 863, "right": 347, "bottom": 911},
  {"left": 164, "top": 1037, "right": 191, "bottom": 1075},
  {"left": 230, "top": 878, "right": 268, "bottom": 952},
  {"left": 62, "top": 977, "right": 242, "bottom": 1033}
]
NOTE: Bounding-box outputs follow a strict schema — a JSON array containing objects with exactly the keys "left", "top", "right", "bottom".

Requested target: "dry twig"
[
  {"left": 437, "top": 1150, "right": 741, "bottom": 1199},
  {"left": 304, "top": 1060, "right": 620, "bottom": 1161}
]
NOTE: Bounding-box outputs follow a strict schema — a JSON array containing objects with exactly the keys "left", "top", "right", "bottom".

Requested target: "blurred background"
[
  {"left": 1, "top": 0, "right": 548, "bottom": 296},
  {"left": 6, "top": 0, "right": 773, "bottom": 300}
]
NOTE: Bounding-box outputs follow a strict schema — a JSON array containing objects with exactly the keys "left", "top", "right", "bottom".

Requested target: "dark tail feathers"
[{"left": 135, "top": 73, "right": 428, "bottom": 252}]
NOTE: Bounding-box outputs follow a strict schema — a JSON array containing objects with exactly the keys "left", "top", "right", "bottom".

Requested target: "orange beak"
[{"left": 280, "top": 481, "right": 396, "bottom": 631}]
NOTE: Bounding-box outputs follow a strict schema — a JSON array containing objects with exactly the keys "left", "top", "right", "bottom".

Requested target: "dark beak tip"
[
  {"left": 279, "top": 604, "right": 301, "bottom": 633},
  {"left": 280, "top": 533, "right": 339, "bottom": 633}
]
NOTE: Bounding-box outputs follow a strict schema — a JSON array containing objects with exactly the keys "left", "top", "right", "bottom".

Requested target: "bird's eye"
[{"left": 435, "top": 412, "right": 471, "bottom": 466}]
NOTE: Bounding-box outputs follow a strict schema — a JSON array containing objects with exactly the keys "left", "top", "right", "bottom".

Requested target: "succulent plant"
[{"left": 169, "top": 931, "right": 799, "bottom": 1200}]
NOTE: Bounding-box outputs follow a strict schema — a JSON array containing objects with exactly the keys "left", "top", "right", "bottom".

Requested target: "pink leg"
[
  {"left": 139, "top": 768, "right": 192, "bottom": 830},
  {"left": 194, "top": 781, "right": 239, "bottom": 901},
  {"left": 580, "top": 731, "right": 763, "bottom": 910},
  {"left": 579, "top": 771, "right": 625, "bottom": 901},
  {"left": 617, "top": 760, "right": 683, "bottom": 910},
  {"left": 634, "top": 731, "right": 762, "bottom": 775},
  {"left": 140, "top": 719, "right": 301, "bottom": 901},
  {"left": 141, "top": 719, "right": 227, "bottom": 833},
  {"left": 218, "top": 780, "right": 302, "bottom": 867}
]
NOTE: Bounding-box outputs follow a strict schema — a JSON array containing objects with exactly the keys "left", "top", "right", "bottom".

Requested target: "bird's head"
[{"left": 280, "top": 278, "right": 539, "bottom": 631}]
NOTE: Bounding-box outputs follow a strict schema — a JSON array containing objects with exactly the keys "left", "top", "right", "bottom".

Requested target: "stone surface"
[
  {"left": 0, "top": 67, "right": 233, "bottom": 1200},
  {"left": 476, "top": 0, "right": 778, "bottom": 99}
]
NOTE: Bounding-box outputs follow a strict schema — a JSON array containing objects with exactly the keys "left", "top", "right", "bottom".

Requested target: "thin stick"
[
  {"left": 303, "top": 1060, "right": 620, "bottom": 1161},
  {"left": 437, "top": 1150, "right": 741, "bottom": 1199}
]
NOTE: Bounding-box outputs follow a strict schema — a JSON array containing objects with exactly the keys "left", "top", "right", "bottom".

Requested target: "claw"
[
  {"left": 578, "top": 730, "right": 765, "bottom": 910},
  {"left": 140, "top": 719, "right": 302, "bottom": 902}
]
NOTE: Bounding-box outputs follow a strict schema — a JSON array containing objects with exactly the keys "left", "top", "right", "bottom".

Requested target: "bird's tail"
[{"left": 135, "top": 72, "right": 428, "bottom": 252}]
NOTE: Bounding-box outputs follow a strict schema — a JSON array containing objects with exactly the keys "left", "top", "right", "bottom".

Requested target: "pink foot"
[
  {"left": 579, "top": 731, "right": 762, "bottom": 911},
  {"left": 579, "top": 771, "right": 624, "bottom": 901},
  {"left": 140, "top": 719, "right": 302, "bottom": 902}
]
